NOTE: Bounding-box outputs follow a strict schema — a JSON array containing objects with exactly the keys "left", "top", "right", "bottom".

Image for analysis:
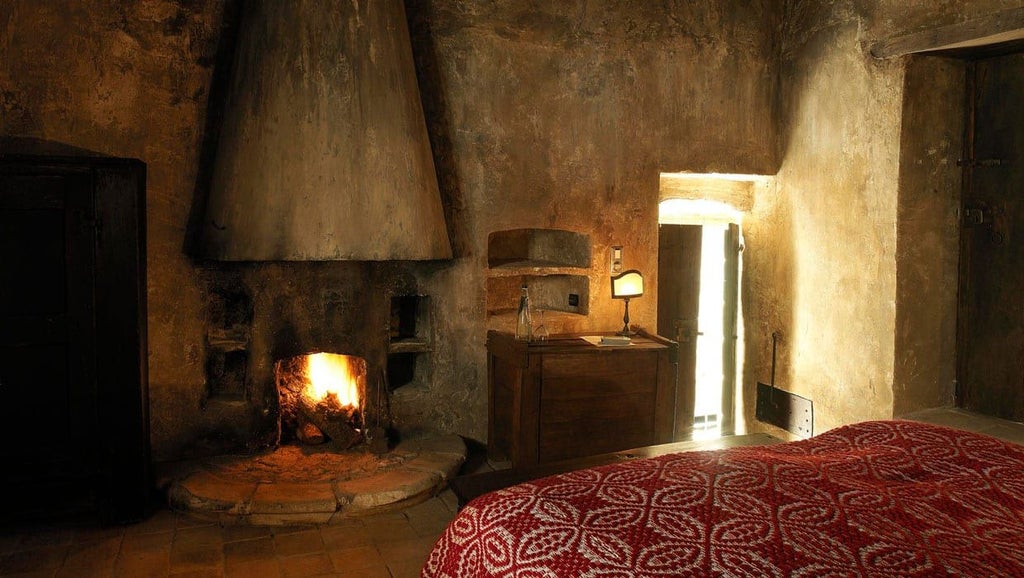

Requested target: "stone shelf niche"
[
  {"left": 486, "top": 274, "right": 590, "bottom": 316},
  {"left": 486, "top": 228, "right": 592, "bottom": 316},
  {"left": 487, "top": 228, "right": 591, "bottom": 269}
]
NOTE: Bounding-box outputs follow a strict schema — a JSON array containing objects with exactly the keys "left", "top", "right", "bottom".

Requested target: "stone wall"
[
  {"left": 2, "top": 0, "right": 782, "bottom": 458},
  {"left": 399, "top": 0, "right": 783, "bottom": 441},
  {"left": 1, "top": 1, "right": 229, "bottom": 459},
  {"left": 743, "top": 0, "right": 1014, "bottom": 438}
]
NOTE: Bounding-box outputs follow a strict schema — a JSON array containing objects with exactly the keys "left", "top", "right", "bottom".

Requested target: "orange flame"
[{"left": 304, "top": 353, "right": 360, "bottom": 408}]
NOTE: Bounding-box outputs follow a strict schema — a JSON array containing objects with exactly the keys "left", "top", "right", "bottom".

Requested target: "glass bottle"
[
  {"left": 534, "top": 308, "right": 549, "bottom": 341},
  {"left": 515, "top": 284, "right": 533, "bottom": 341}
]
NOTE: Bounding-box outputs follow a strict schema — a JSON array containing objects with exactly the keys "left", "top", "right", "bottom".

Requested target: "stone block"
[
  {"left": 403, "top": 453, "right": 465, "bottom": 481},
  {"left": 335, "top": 469, "right": 441, "bottom": 514},
  {"left": 250, "top": 482, "right": 338, "bottom": 514},
  {"left": 168, "top": 471, "right": 255, "bottom": 514}
]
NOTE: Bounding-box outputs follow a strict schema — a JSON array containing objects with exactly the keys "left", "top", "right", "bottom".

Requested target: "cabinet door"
[
  {"left": 539, "top": 349, "right": 660, "bottom": 462},
  {"left": 0, "top": 172, "right": 98, "bottom": 517}
]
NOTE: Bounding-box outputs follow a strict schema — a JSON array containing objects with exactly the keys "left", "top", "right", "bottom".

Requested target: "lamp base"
[{"left": 618, "top": 298, "right": 636, "bottom": 337}]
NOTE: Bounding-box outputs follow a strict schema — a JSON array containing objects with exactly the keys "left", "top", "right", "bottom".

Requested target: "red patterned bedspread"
[{"left": 423, "top": 420, "right": 1024, "bottom": 577}]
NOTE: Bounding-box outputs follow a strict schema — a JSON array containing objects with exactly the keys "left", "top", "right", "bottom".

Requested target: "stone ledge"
[
  {"left": 250, "top": 482, "right": 338, "bottom": 514},
  {"left": 166, "top": 434, "right": 466, "bottom": 525},
  {"left": 167, "top": 471, "right": 256, "bottom": 514},
  {"left": 336, "top": 468, "right": 443, "bottom": 515}
]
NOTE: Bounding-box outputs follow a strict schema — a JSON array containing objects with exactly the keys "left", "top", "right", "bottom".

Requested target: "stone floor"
[
  {"left": 3, "top": 408, "right": 1024, "bottom": 577},
  {"left": 901, "top": 406, "right": 1024, "bottom": 445},
  {"left": 0, "top": 490, "right": 460, "bottom": 578}
]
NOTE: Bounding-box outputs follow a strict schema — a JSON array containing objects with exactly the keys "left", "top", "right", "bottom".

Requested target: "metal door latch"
[{"left": 963, "top": 207, "right": 986, "bottom": 226}]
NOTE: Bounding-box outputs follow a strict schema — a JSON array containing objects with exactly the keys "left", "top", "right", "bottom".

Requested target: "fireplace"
[
  {"left": 166, "top": 269, "right": 467, "bottom": 525},
  {"left": 275, "top": 352, "right": 374, "bottom": 451},
  {"left": 161, "top": 0, "right": 466, "bottom": 524}
]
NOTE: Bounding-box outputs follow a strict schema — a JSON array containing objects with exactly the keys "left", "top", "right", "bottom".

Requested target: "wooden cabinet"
[
  {"left": 0, "top": 150, "right": 149, "bottom": 523},
  {"left": 487, "top": 331, "right": 677, "bottom": 468}
]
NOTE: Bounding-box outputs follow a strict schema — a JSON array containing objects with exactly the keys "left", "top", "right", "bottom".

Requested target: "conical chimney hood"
[{"left": 200, "top": 0, "right": 451, "bottom": 261}]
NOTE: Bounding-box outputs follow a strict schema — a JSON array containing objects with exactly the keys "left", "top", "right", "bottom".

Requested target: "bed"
[{"left": 423, "top": 420, "right": 1024, "bottom": 577}]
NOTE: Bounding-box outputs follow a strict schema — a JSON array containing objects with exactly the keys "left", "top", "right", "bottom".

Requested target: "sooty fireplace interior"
[{"left": 191, "top": 263, "right": 435, "bottom": 458}]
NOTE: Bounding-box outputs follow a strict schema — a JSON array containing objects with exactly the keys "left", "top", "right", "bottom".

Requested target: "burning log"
[
  {"left": 274, "top": 353, "right": 366, "bottom": 449},
  {"left": 296, "top": 422, "right": 326, "bottom": 445},
  {"left": 296, "top": 393, "right": 362, "bottom": 450}
]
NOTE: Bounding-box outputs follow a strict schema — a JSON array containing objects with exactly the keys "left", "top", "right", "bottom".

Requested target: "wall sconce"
[{"left": 610, "top": 270, "right": 644, "bottom": 336}]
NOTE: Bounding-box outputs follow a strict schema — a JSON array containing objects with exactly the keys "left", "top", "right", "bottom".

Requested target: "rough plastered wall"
[
  {"left": 0, "top": 1, "right": 228, "bottom": 459},
  {"left": 2, "top": 1, "right": 782, "bottom": 457},
  {"left": 402, "top": 0, "right": 782, "bottom": 443},
  {"left": 744, "top": 0, "right": 1014, "bottom": 438}
]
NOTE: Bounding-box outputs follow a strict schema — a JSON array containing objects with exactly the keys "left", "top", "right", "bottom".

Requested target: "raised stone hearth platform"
[{"left": 166, "top": 434, "right": 465, "bottom": 526}]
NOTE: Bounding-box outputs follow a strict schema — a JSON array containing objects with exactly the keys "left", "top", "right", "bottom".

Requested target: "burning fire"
[{"left": 305, "top": 353, "right": 360, "bottom": 408}]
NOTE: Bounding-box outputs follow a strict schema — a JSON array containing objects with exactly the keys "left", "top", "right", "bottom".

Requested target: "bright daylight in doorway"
[{"left": 659, "top": 195, "right": 747, "bottom": 440}]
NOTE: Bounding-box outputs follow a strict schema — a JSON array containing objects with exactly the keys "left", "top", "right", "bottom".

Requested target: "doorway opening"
[
  {"left": 657, "top": 197, "right": 743, "bottom": 441},
  {"left": 956, "top": 51, "right": 1024, "bottom": 422}
]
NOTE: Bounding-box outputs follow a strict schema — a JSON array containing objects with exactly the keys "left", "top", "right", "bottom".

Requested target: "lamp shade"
[{"left": 611, "top": 270, "right": 644, "bottom": 299}]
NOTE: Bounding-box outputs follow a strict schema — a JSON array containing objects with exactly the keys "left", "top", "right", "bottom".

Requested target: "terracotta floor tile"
[
  {"left": 334, "top": 566, "right": 390, "bottom": 578},
  {"left": 0, "top": 545, "right": 68, "bottom": 574},
  {"left": 319, "top": 523, "right": 370, "bottom": 551},
  {"left": 326, "top": 545, "right": 384, "bottom": 572},
  {"left": 173, "top": 526, "right": 223, "bottom": 547},
  {"left": 174, "top": 516, "right": 217, "bottom": 531},
  {"left": 121, "top": 530, "right": 174, "bottom": 553},
  {"left": 15, "top": 528, "right": 74, "bottom": 550},
  {"left": 221, "top": 525, "right": 273, "bottom": 544},
  {"left": 56, "top": 537, "right": 121, "bottom": 577},
  {"left": 375, "top": 535, "right": 435, "bottom": 571},
  {"left": 403, "top": 499, "right": 453, "bottom": 537},
  {"left": 279, "top": 551, "right": 334, "bottom": 578},
  {"left": 113, "top": 547, "right": 170, "bottom": 578},
  {"left": 223, "top": 535, "right": 275, "bottom": 564},
  {"left": 169, "top": 543, "right": 222, "bottom": 574},
  {"left": 0, "top": 474, "right": 460, "bottom": 577},
  {"left": 73, "top": 525, "right": 126, "bottom": 545},
  {"left": 436, "top": 489, "right": 459, "bottom": 514},
  {"left": 361, "top": 515, "right": 418, "bottom": 544},
  {"left": 126, "top": 510, "right": 178, "bottom": 535},
  {"left": 170, "top": 526, "right": 224, "bottom": 573},
  {"left": 223, "top": 558, "right": 282, "bottom": 578},
  {"left": 168, "top": 568, "right": 225, "bottom": 578},
  {"left": 272, "top": 528, "right": 323, "bottom": 558},
  {"left": 386, "top": 556, "right": 428, "bottom": 578},
  {"left": 270, "top": 525, "right": 314, "bottom": 536}
]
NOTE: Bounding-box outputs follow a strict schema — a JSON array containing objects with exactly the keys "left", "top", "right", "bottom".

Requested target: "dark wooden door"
[
  {"left": 0, "top": 172, "right": 99, "bottom": 516},
  {"left": 658, "top": 224, "right": 702, "bottom": 439},
  {"left": 958, "top": 53, "right": 1024, "bottom": 420}
]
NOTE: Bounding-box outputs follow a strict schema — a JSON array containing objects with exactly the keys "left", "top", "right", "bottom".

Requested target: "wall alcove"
[{"left": 485, "top": 228, "right": 591, "bottom": 317}]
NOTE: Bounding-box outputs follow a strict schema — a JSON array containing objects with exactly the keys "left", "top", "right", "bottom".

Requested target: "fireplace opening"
[{"left": 274, "top": 352, "right": 368, "bottom": 450}]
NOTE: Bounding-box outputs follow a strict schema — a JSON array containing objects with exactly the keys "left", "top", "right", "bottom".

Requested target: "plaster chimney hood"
[{"left": 200, "top": 0, "right": 451, "bottom": 261}]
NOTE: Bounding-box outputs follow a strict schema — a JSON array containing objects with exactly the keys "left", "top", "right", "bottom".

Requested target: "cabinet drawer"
[{"left": 538, "top": 350, "right": 660, "bottom": 462}]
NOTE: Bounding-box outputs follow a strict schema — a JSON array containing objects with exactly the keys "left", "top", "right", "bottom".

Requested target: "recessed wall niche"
[
  {"left": 486, "top": 228, "right": 592, "bottom": 317},
  {"left": 387, "top": 295, "right": 432, "bottom": 389},
  {"left": 204, "top": 276, "right": 253, "bottom": 401}
]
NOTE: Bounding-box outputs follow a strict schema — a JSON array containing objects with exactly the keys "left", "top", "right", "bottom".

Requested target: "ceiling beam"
[{"left": 870, "top": 7, "right": 1024, "bottom": 59}]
